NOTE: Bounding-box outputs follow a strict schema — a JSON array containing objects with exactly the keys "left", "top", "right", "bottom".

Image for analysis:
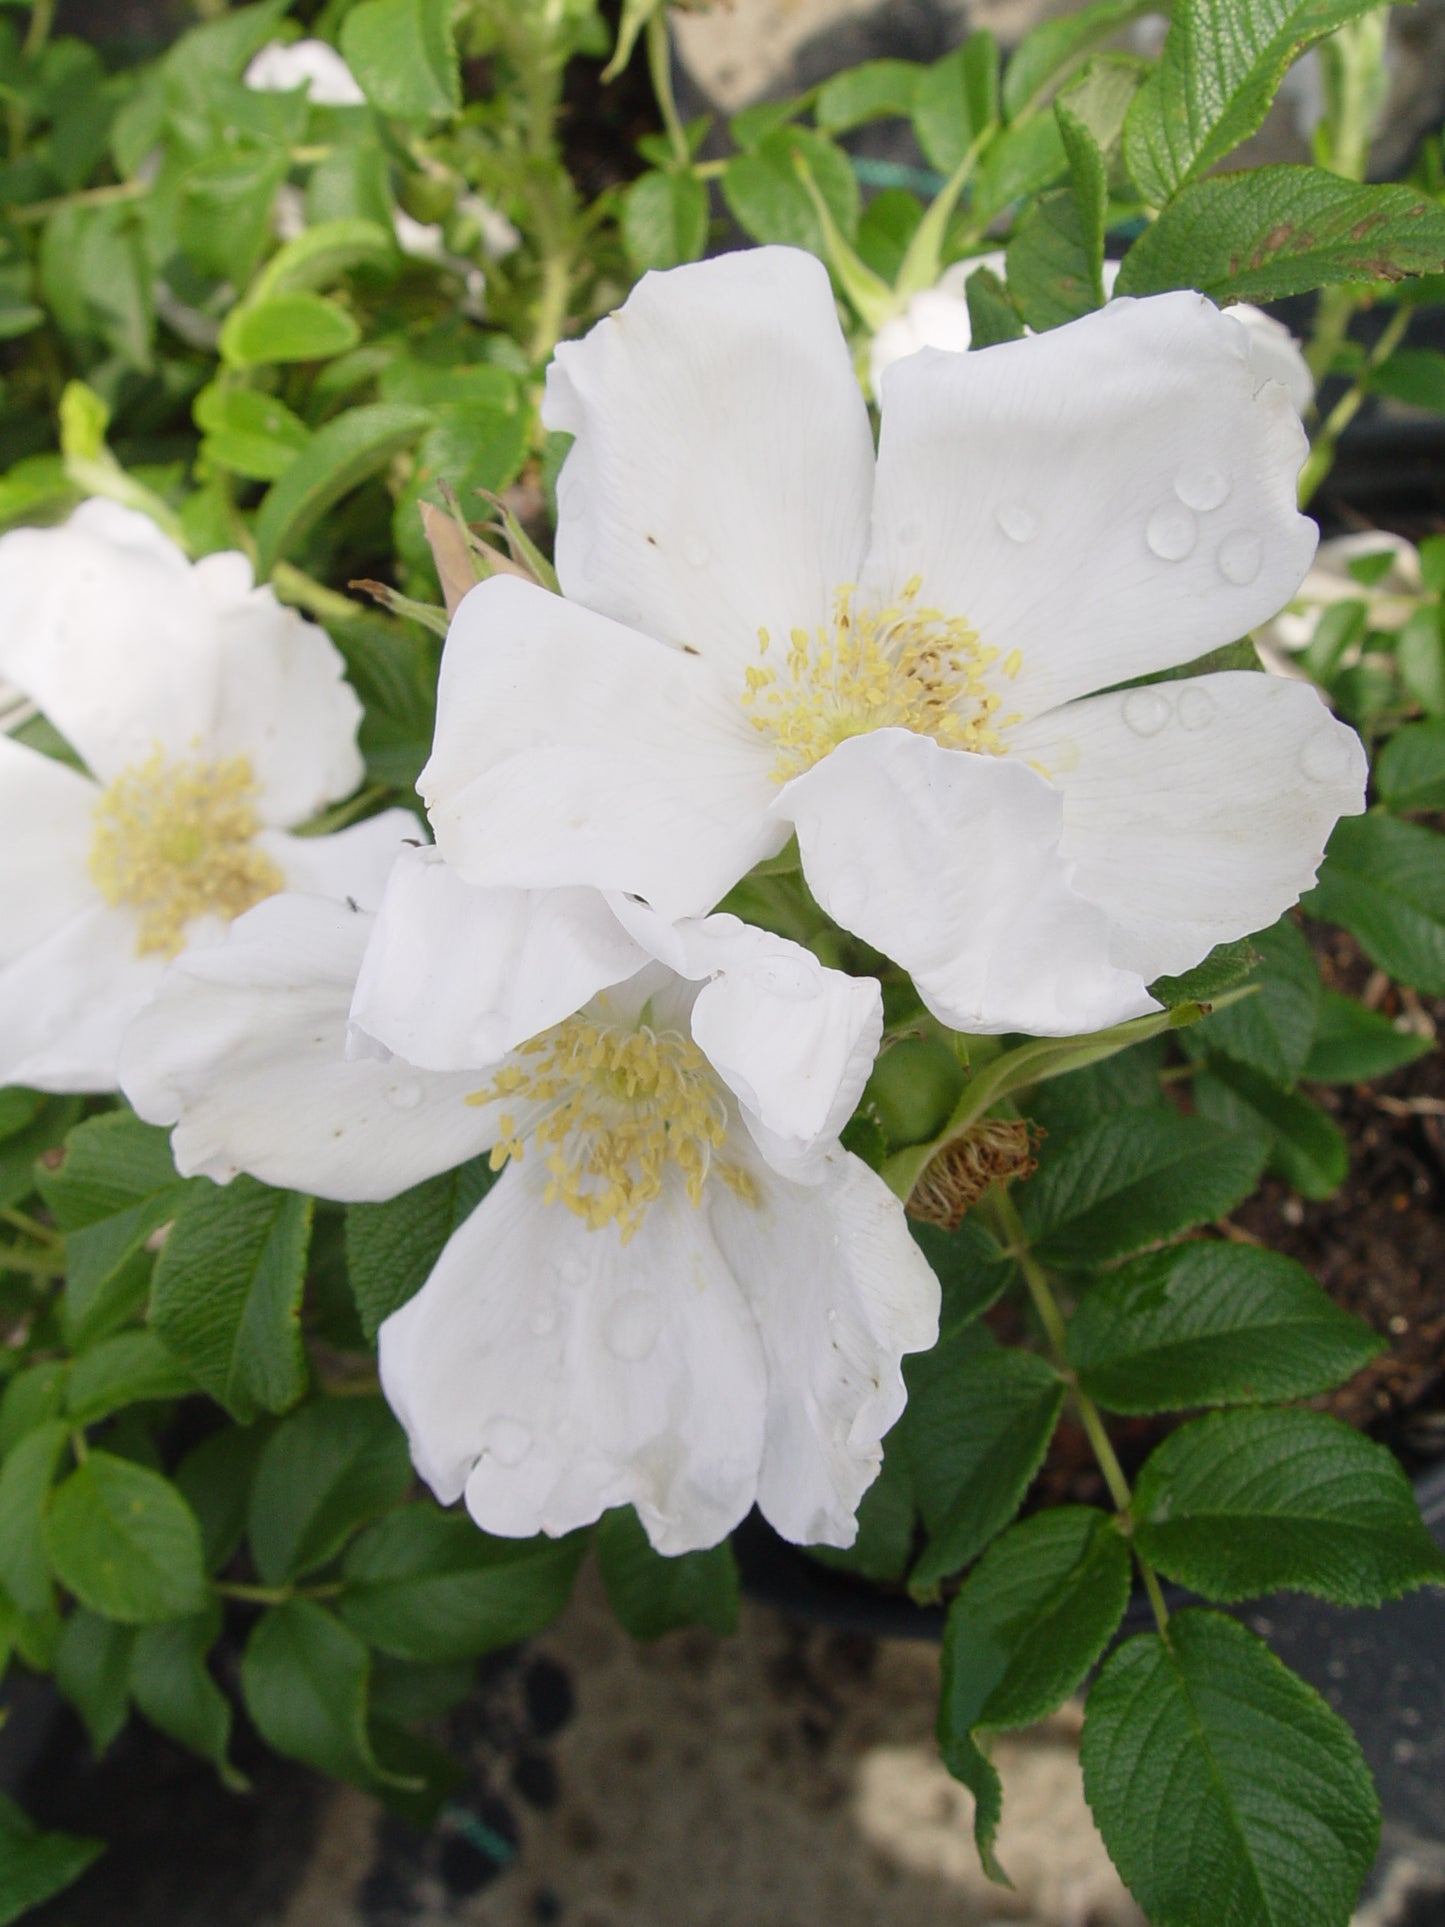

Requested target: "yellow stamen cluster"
[
  {"left": 469, "top": 1016, "right": 755, "bottom": 1241},
  {"left": 742, "top": 579, "right": 1023, "bottom": 783},
  {"left": 89, "top": 750, "right": 283, "bottom": 958}
]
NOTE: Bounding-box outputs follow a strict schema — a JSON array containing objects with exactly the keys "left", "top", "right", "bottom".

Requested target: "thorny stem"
[
  {"left": 647, "top": 10, "right": 691, "bottom": 170},
  {"left": 990, "top": 1185, "right": 1171, "bottom": 1636}
]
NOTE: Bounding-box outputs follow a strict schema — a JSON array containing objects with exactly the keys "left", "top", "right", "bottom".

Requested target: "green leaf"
[
  {"left": 621, "top": 169, "right": 708, "bottom": 272},
  {"left": 1302, "top": 989, "right": 1433, "bottom": 1083},
  {"left": 340, "top": 0, "right": 460, "bottom": 119},
  {"left": 1187, "top": 917, "right": 1319, "bottom": 1084},
  {"left": 219, "top": 292, "right": 361, "bottom": 369},
  {"left": 40, "top": 202, "right": 153, "bottom": 370},
  {"left": 195, "top": 381, "right": 311, "bottom": 482},
  {"left": 151, "top": 1178, "right": 313, "bottom": 1423},
  {"left": 66, "top": 1333, "right": 194, "bottom": 1428},
  {"left": 595, "top": 1507, "right": 739, "bottom": 1639},
  {"left": 248, "top": 1396, "right": 411, "bottom": 1586},
  {"left": 249, "top": 217, "right": 396, "bottom": 304},
  {"left": 907, "top": 1215, "right": 1014, "bottom": 1331},
  {"left": 253, "top": 401, "right": 433, "bottom": 576},
  {"left": 1303, "top": 812, "right": 1445, "bottom": 995},
  {"left": 1194, "top": 1058, "right": 1349, "bottom": 1200},
  {"left": 972, "top": 114, "right": 1068, "bottom": 225},
  {"left": 912, "top": 34, "right": 999, "bottom": 174},
  {"left": 1376, "top": 718, "right": 1445, "bottom": 812},
  {"left": 0, "top": 1795, "right": 103, "bottom": 1927},
  {"left": 1067, "top": 1241, "right": 1383, "bottom": 1413},
  {"left": 1082, "top": 1611, "right": 1378, "bottom": 1927},
  {"left": 339, "top": 1507, "right": 585, "bottom": 1661},
  {"left": 1115, "top": 167, "right": 1445, "bottom": 305},
  {"left": 0, "top": 1422, "right": 69, "bottom": 1615},
  {"left": 44, "top": 1452, "right": 207, "bottom": 1624},
  {"left": 963, "top": 262, "right": 1025, "bottom": 345},
  {"left": 1396, "top": 604, "right": 1445, "bottom": 716},
  {"left": 1134, "top": 1408, "right": 1445, "bottom": 1606},
  {"left": 1004, "top": 95, "right": 1108, "bottom": 331},
  {"left": 0, "top": 1362, "right": 70, "bottom": 1460},
  {"left": 177, "top": 148, "right": 289, "bottom": 280},
  {"left": 807, "top": 1447, "right": 917, "bottom": 1583},
  {"left": 1002, "top": 0, "right": 1148, "bottom": 122},
  {"left": 345, "top": 1157, "right": 494, "bottom": 1340},
  {"left": 241, "top": 1599, "right": 391, "bottom": 1787},
  {"left": 899, "top": 1326, "right": 1063, "bottom": 1590},
  {"left": 132, "top": 1605, "right": 244, "bottom": 1789},
  {"left": 163, "top": 0, "right": 292, "bottom": 85},
  {"left": 1370, "top": 346, "right": 1445, "bottom": 415},
  {"left": 939, "top": 1508, "right": 1130, "bottom": 1879},
  {"left": 1123, "top": 0, "right": 1379, "bottom": 206},
  {"left": 1019, "top": 1110, "right": 1269, "bottom": 1267},
  {"left": 721, "top": 127, "right": 859, "bottom": 254},
  {"left": 174, "top": 1423, "right": 270, "bottom": 1575},
  {"left": 54, "top": 1609, "right": 134, "bottom": 1755},
  {"left": 816, "top": 59, "right": 921, "bottom": 131}
]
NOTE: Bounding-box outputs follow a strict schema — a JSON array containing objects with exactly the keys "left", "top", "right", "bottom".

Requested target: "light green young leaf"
[
  {"left": 340, "top": 0, "right": 460, "bottom": 119},
  {"left": 248, "top": 1396, "right": 411, "bottom": 1586},
  {"left": 1067, "top": 1241, "right": 1382, "bottom": 1413},
  {"left": 340, "top": 1508, "right": 586, "bottom": 1662},
  {"left": 220, "top": 292, "right": 361, "bottom": 369},
  {"left": 621, "top": 169, "right": 709, "bottom": 272},
  {"left": 249, "top": 217, "right": 395, "bottom": 303},
  {"left": 1019, "top": 1110, "right": 1269, "bottom": 1267},
  {"left": 1302, "top": 990, "right": 1433, "bottom": 1084},
  {"left": 44, "top": 1452, "right": 207, "bottom": 1624},
  {"left": 54, "top": 1609, "right": 134, "bottom": 1756},
  {"left": 1132, "top": 1408, "right": 1445, "bottom": 1605},
  {"left": 939, "top": 1508, "right": 1130, "bottom": 1879},
  {"left": 899, "top": 1325, "right": 1063, "bottom": 1590},
  {"left": 1001, "top": 0, "right": 1148, "bottom": 122},
  {"left": 177, "top": 148, "right": 289, "bottom": 281},
  {"left": 815, "top": 59, "right": 921, "bottom": 131},
  {"left": 253, "top": 402, "right": 433, "bottom": 575},
  {"left": 912, "top": 33, "right": 999, "bottom": 173},
  {"left": 1115, "top": 167, "right": 1445, "bottom": 305},
  {"left": 1303, "top": 812, "right": 1445, "bottom": 995},
  {"left": 1082, "top": 1611, "right": 1379, "bottom": 1927},
  {"left": 595, "top": 1507, "right": 740, "bottom": 1640},
  {"left": 721, "top": 126, "right": 859, "bottom": 254},
  {"left": 151, "top": 1178, "right": 313, "bottom": 1423},
  {"left": 1123, "top": 0, "right": 1380, "bottom": 206},
  {"left": 194, "top": 382, "right": 311, "bottom": 483}
]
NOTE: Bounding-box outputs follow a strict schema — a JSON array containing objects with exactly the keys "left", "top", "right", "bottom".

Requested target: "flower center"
[
  {"left": 89, "top": 749, "right": 284, "bottom": 958},
  {"left": 469, "top": 1015, "right": 756, "bottom": 1241},
  {"left": 741, "top": 579, "right": 1023, "bottom": 783}
]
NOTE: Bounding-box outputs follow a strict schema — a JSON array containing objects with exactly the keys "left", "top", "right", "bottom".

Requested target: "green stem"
[
  {"left": 212, "top": 1581, "right": 290, "bottom": 1605},
  {"left": 22, "top": 0, "right": 56, "bottom": 63},
  {"left": 0, "top": 1206, "right": 61, "bottom": 1248},
  {"left": 9, "top": 179, "right": 150, "bottom": 225},
  {"left": 647, "top": 10, "right": 690, "bottom": 170},
  {"left": 990, "top": 1186, "right": 1170, "bottom": 1635},
  {"left": 0, "top": 1244, "right": 65, "bottom": 1278},
  {"left": 1299, "top": 303, "right": 1411, "bottom": 508},
  {"left": 271, "top": 561, "right": 366, "bottom": 625}
]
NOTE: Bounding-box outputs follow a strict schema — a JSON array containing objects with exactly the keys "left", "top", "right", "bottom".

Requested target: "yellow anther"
[
  {"left": 741, "top": 584, "right": 1023, "bottom": 782},
  {"left": 89, "top": 750, "right": 283, "bottom": 958},
  {"left": 467, "top": 1017, "right": 737, "bottom": 1242},
  {"left": 1004, "top": 649, "right": 1023, "bottom": 680}
]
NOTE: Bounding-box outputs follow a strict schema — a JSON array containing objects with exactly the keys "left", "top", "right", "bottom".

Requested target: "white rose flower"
[
  {"left": 869, "top": 255, "right": 1316, "bottom": 420},
  {"left": 421, "top": 247, "right": 1364, "bottom": 1037},
  {"left": 243, "top": 39, "right": 367, "bottom": 107},
  {"left": 120, "top": 854, "right": 940, "bottom": 1555},
  {"left": 0, "top": 501, "right": 415, "bottom": 1091}
]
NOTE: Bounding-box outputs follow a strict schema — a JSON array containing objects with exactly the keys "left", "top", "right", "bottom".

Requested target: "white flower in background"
[
  {"left": 121, "top": 852, "right": 939, "bottom": 1554},
  {"left": 1254, "top": 532, "right": 1422, "bottom": 676},
  {"left": 243, "top": 39, "right": 367, "bottom": 107},
  {"left": 869, "top": 254, "right": 1316, "bottom": 419},
  {"left": 0, "top": 501, "right": 415, "bottom": 1092},
  {"left": 421, "top": 247, "right": 1365, "bottom": 1037}
]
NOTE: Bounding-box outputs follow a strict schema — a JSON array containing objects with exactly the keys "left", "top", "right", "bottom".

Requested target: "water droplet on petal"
[
  {"left": 826, "top": 865, "right": 869, "bottom": 925},
  {"left": 605, "top": 1291, "right": 662, "bottom": 1362},
  {"left": 484, "top": 1417, "right": 532, "bottom": 1466},
  {"left": 556, "top": 1255, "right": 588, "bottom": 1287},
  {"left": 995, "top": 501, "right": 1039, "bottom": 544},
  {"left": 1122, "top": 689, "right": 1170, "bottom": 737},
  {"left": 1217, "top": 531, "right": 1262, "bottom": 585},
  {"left": 1178, "top": 686, "right": 1216, "bottom": 731},
  {"left": 529, "top": 1296, "right": 558, "bottom": 1337},
  {"left": 1174, "top": 463, "right": 1230, "bottom": 513},
  {"left": 1146, "top": 503, "right": 1197, "bottom": 562},
  {"left": 385, "top": 1081, "right": 423, "bottom": 1110},
  {"left": 683, "top": 534, "right": 711, "bottom": 568},
  {"left": 1300, "top": 726, "right": 1355, "bottom": 784},
  {"left": 753, "top": 953, "right": 819, "bottom": 1000}
]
